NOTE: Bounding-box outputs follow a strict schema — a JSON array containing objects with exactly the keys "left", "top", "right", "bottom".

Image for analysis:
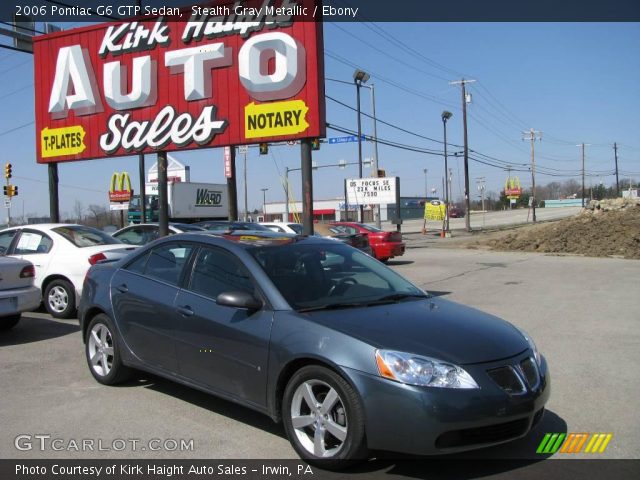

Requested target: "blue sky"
[{"left": 0, "top": 21, "right": 638, "bottom": 218}]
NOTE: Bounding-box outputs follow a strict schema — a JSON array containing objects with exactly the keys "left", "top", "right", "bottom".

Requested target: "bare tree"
[
  {"left": 87, "top": 204, "right": 107, "bottom": 228},
  {"left": 73, "top": 200, "right": 84, "bottom": 224}
]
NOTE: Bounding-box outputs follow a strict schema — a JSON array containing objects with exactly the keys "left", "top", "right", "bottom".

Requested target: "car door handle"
[
  {"left": 115, "top": 284, "right": 128, "bottom": 293},
  {"left": 177, "top": 305, "right": 194, "bottom": 317}
]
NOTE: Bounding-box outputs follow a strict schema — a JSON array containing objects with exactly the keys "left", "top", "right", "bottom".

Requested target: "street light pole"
[
  {"left": 423, "top": 169, "right": 428, "bottom": 198},
  {"left": 370, "top": 83, "right": 381, "bottom": 229},
  {"left": 354, "top": 69, "right": 370, "bottom": 224},
  {"left": 442, "top": 111, "right": 452, "bottom": 233},
  {"left": 261, "top": 188, "right": 268, "bottom": 220}
]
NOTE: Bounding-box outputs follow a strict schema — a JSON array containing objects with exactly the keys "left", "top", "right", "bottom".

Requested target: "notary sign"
[
  {"left": 33, "top": 0, "right": 325, "bottom": 163},
  {"left": 346, "top": 177, "right": 397, "bottom": 206}
]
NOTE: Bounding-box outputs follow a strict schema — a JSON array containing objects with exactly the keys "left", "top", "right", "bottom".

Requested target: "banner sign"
[
  {"left": 505, "top": 176, "right": 522, "bottom": 199},
  {"left": 33, "top": 0, "right": 325, "bottom": 163},
  {"left": 346, "top": 177, "right": 396, "bottom": 205},
  {"left": 109, "top": 171, "right": 133, "bottom": 203},
  {"left": 424, "top": 200, "right": 446, "bottom": 220}
]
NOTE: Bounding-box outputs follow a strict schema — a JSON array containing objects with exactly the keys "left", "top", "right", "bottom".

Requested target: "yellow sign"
[
  {"left": 424, "top": 200, "right": 446, "bottom": 221},
  {"left": 41, "top": 126, "right": 86, "bottom": 158},
  {"left": 109, "top": 172, "right": 133, "bottom": 203},
  {"left": 245, "top": 100, "right": 309, "bottom": 139}
]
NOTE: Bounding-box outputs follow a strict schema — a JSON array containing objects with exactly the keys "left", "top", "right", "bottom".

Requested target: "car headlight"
[
  {"left": 516, "top": 327, "right": 541, "bottom": 366},
  {"left": 375, "top": 350, "right": 479, "bottom": 389}
]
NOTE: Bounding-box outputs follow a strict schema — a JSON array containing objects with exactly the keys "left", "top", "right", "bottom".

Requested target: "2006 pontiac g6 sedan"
[{"left": 79, "top": 231, "right": 549, "bottom": 469}]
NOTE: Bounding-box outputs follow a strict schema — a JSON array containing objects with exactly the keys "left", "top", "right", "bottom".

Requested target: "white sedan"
[
  {"left": 0, "top": 256, "right": 41, "bottom": 330},
  {"left": 0, "top": 224, "right": 136, "bottom": 319},
  {"left": 259, "top": 222, "right": 303, "bottom": 234}
]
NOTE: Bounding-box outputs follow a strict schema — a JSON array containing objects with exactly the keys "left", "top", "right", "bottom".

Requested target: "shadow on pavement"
[
  {"left": 122, "top": 374, "right": 287, "bottom": 439},
  {"left": 0, "top": 314, "right": 80, "bottom": 346},
  {"left": 386, "top": 260, "right": 414, "bottom": 266}
]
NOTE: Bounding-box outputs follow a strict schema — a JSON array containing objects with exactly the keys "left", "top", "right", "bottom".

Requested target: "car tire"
[
  {"left": 379, "top": 257, "right": 390, "bottom": 263},
  {"left": 85, "top": 314, "right": 132, "bottom": 385},
  {"left": 0, "top": 314, "right": 21, "bottom": 331},
  {"left": 44, "top": 279, "right": 76, "bottom": 319},
  {"left": 283, "top": 365, "right": 368, "bottom": 470}
]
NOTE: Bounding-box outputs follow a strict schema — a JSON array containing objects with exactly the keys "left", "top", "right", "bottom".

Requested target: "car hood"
[{"left": 302, "top": 297, "right": 528, "bottom": 365}]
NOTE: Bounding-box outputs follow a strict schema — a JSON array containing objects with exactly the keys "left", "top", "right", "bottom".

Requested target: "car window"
[
  {"left": 53, "top": 226, "right": 121, "bottom": 247},
  {"left": 287, "top": 224, "right": 303, "bottom": 234},
  {"left": 188, "top": 247, "right": 254, "bottom": 300},
  {"left": 147, "top": 244, "right": 194, "bottom": 285},
  {"left": 14, "top": 231, "right": 53, "bottom": 255},
  {"left": 114, "top": 227, "right": 146, "bottom": 245},
  {"left": 265, "top": 225, "right": 285, "bottom": 233},
  {"left": 0, "top": 230, "right": 17, "bottom": 255},
  {"left": 338, "top": 226, "right": 358, "bottom": 235},
  {"left": 128, "top": 243, "right": 194, "bottom": 286},
  {"left": 249, "top": 242, "right": 423, "bottom": 310},
  {"left": 358, "top": 224, "right": 383, "bottom": 233}
]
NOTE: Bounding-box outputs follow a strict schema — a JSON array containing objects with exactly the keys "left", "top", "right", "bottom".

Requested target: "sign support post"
[
  {"left": 227, "top": 147, "right": 238, "bottom": 221},
  {"left": 48, "top": 164, "right": 59, "bottom": 223},
  {"left": 157, "top": 152, "right": 168, "bottom": 237},
  {"left": 301, "top": 139, "right": 314, "bottom": 235}
]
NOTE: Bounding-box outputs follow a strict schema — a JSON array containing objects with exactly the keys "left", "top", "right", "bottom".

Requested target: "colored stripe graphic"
[{"left": 538, "top": 433, "right": 613, "bottom": 454}]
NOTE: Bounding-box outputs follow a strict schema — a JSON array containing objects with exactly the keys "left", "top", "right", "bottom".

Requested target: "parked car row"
[{"left": 0, "top": 220, "right": 406, "bottom": 322}]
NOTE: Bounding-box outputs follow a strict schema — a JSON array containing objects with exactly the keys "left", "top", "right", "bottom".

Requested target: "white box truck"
[{"left": 128, "top": 182, "right": 228, "bottom": 223}]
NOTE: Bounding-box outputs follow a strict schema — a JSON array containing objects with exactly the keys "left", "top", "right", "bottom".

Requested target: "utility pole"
[
  {"left": 423, "top": 168, "right": 428, "bottom": 198},
  {"left": 523, "top": 129, "right": 542, "bottom": 222},
  {"left": 370, "top": 83, "right": 382, "bottom": 229},
  {"left": 450, "top": 78, "right": 475, "bottom": 232},
  {"left": 614, "top": 142, "right": 620, "bottom": 197},
  {"left": 284, "top": 167, "right": 290, "bottom": 222},
  {"left": 261, "top": 188, "right": 268, "bottom": 219},
  {"left": 577, "top": 143, "right": 590, "bottom": 207},
  {"left": 243, "top": 147, "right": 248, "bottom": 221}
]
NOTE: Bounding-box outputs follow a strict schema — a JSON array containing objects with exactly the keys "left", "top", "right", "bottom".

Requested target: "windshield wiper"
[
  {"left": 297, "top": 302, "right": 365, "bottom": 313},
  {"left": 364, "top": 293, "right": 428, "bottom": 306}
]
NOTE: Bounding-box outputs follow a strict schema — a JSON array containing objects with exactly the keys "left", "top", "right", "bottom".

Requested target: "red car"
[{"left": 331, "top": 222, "right": 405, "bottom": 262}]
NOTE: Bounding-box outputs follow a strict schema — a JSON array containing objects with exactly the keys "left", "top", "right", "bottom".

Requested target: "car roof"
[
  {"left": 161, "top": 230, "right": 335, "bottom": 249},
  {"left": 1, "top": 223, "right": 86, "bottom": 232}
]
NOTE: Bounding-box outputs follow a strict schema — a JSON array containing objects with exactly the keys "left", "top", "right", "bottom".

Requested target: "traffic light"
[
  {"left": 12, "top": 185, "right": 18, "bottom": 196},
  {"left": 4, "top": 163, "right": 12, "bottom": 179},
  {"left": 311, "top": 138, "right": 320, "bottom": 150},
  {"left": 3, "top": 185, "right": 7, "bottom": 196},
  {"left": 259, "top": 143, "right": 269, "bottom": 155}
]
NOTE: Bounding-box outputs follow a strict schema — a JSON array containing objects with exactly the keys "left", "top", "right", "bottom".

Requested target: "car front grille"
[
  {"left": 436, "top": 418, "right": 530, "bottom": 449},
  {"left": 487, "top": 366, "right": 526, "bottom": 395},
  {"left": 520, "top": 357, "right": 540, "bottom": 390}
]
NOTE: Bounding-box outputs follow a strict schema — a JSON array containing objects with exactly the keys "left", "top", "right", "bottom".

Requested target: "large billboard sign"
[{"left": 33, "top": 0, "right": 325, "bottom": 163}]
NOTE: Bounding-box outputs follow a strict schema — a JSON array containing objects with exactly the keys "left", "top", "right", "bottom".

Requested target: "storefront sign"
[{"left": 33, "top": 0, "right": 324, "bottom": 163}]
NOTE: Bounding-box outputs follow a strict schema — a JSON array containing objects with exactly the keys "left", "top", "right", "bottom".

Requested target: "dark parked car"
[
  {"left": 331, "top": 222, "right": 405, "bottom": 262},
  {"left": 79, "top": 231, "right": 549, "bottom": 469},
  {"left": 449, "top": 206, "right": 465, "bottom": 218},
  {"left": 195, "top": 221, "right": 271, "bottom": 233},
  {"left": 313, "top": 223, "right": 373, "bottom": 257},
  {"left": 112, "top": 223, "right": 205, "bottom": 245}
]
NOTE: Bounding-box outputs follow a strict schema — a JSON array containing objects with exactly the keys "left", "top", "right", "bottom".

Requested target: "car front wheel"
[
  {"left": 44, "top": 279, "right": 76, "bottom": 319},
  {"left": 283, "top": 365, "right": 368, "bottom": 469},
  {"left": 85, "top": 314, "right": 132, "bottom": 385}
]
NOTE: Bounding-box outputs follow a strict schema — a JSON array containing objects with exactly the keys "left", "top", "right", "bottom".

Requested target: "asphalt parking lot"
[{"left": 1, "top": 247, "right": 638, "bottom": 463}]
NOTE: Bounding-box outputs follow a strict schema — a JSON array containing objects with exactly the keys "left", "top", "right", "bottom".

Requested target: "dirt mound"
[{"left": 472, "top": 199, "right": 640, "bottom": 259}]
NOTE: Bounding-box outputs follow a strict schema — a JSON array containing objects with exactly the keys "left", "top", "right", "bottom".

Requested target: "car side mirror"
[{"left": 216, "top": 291, "right": 263, "bottom": 312}]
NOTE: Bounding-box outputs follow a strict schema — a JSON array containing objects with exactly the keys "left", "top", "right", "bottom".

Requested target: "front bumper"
[{"left": 343, "top": 352, "right": 550, "bottom": 455}]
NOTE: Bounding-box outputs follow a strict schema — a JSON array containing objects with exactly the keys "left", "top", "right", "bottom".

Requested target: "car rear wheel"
[
  {"left": 85, "top": 314, "right": 132, "bottom": 385},
  {"left": 0, "top": 314, "right": 21, "bottom": 331},
  {"left": 283, "top": 365, "right": 368, "bottom": 469},
  {"left": 44, "top": 279, "right": 76, "bottom": 319}
]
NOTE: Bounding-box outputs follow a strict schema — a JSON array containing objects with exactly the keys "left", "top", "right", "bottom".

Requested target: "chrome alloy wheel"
[
  {"left": 47, "top": 285, "right": 69, "bottom": 313},
  {"left": 290, "top": 379, "right": 348, "bottom": 458},
  {"left": 87, "top": 323, "right": 114, "bottom": 377}
]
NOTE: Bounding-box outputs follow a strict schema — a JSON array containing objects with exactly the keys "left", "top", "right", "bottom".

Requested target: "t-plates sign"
[
  {"left": 346, "top": 177, "right": 396, "bottom": 205},
  {"left": 33, "top": 0, "right": 325, "bottom": 163}
]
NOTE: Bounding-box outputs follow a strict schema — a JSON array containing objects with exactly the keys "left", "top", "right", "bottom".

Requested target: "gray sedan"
[{"left": 79, "top": 231, "right": 549, "bottom": 469}]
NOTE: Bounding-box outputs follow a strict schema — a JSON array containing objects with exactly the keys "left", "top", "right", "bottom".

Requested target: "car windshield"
[
  {"left": 358, "top": 224, "right": 383, "bottom": 233},
  {"left": 287, "top": 224, "right": 303, "bottom": 234},
  {"left": 53, "top": 226, "right": 122, "bottom": 247},
  {"left": 248, "top": 242, "right": 426, "bottom": 311}
]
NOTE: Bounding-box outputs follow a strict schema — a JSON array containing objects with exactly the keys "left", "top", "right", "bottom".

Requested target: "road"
[
  {"left": 384, "top": 206, "right": 582, "bottom": 234},
  {"left": 1, "top": 246, "right": 638, "bottom": 465}
]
